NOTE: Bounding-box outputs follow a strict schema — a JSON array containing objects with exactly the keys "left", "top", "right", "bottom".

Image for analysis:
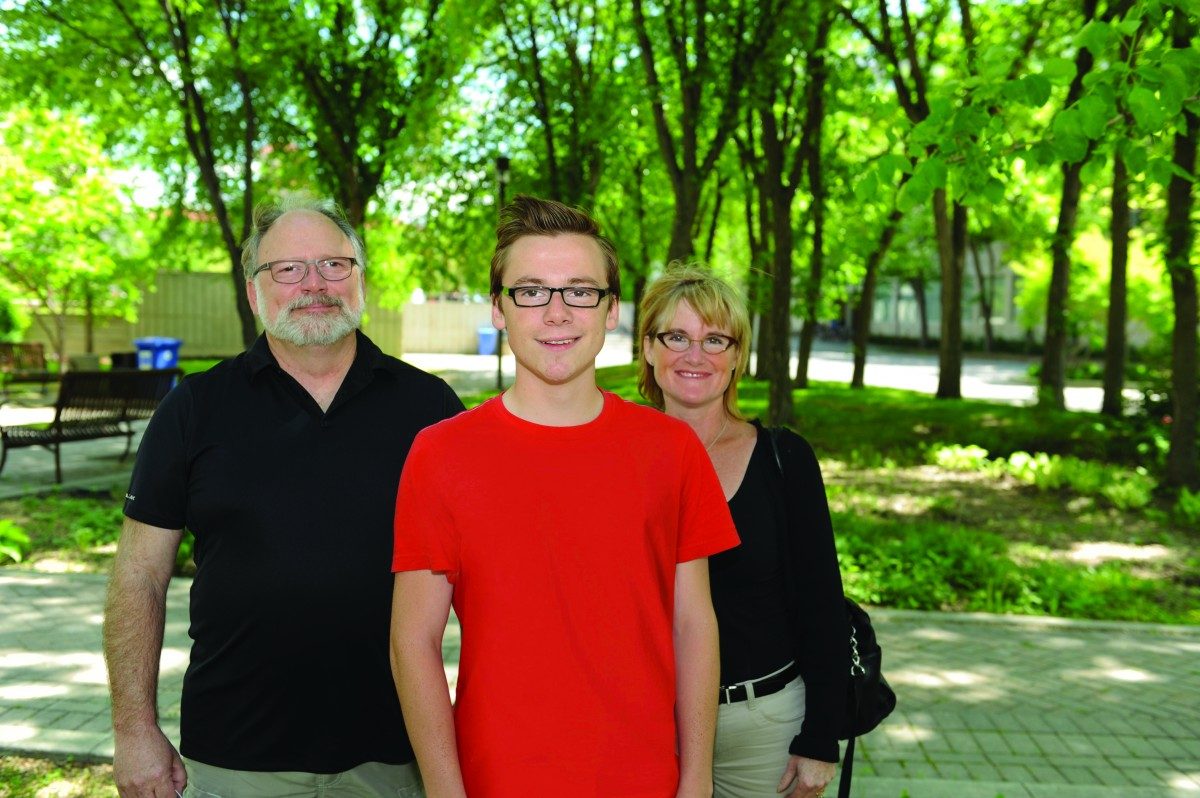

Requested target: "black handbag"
[
  {"left": 837, "top": 597, "right": 897, "bottom": 797},
  {"left": 841, "top": 598, "right": 896, "bottom": 740},
  {"left": 767, "top": 426, "right": 896, "bottom": 797}
]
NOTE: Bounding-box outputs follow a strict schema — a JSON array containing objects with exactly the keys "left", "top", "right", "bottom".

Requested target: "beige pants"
[
  {"left": 713, "top": 674, "right": 807, "bottom": 797},
  {"left": 181, "top": 757, "right": 424, "bottom": 798}
]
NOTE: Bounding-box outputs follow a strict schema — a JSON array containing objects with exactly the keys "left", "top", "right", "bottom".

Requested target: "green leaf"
[
  {"left": 896, "top": 176, "right": 930, "bottom": 213},
  {"left": 982, "top": 177, "right": 1006, "bottom": 204},
  {"left": 854, "top": 171, "right": 881, "bottom": 203},
  {"left": 1127, "top": 86, "right": 1167, "bottom": 132},
  {"left": 878, "top": 153, "right": 912, "bottom": 181},
  {"left": 912, "top": 156, "right": 948, "bottom": 189},
  {"left": 1117, "top": 140, "right": 1149, "bottom": 174},
  {"left": 1019, "top": 74, "right": 1052, "bottom": 106},
  {"left": 1076, "top": 21, "right": 1115, "bottom": 57},
  {"left": 1147, "top": 156, "right": 1174, "bottom": 185},
  {"left": 1114, "top": 17, "right": 1141, "bottom": 37},
  {"left": 1052, "top": 108, "right": 1083, "bottom": 138},
  {"left": 1042, "top": 57, "right": 1077, "bottom": 85},
  {"left": 1077, "top": 95, "right": 1111, "bottom": 139},
  {"left": 1052, "top": 133, "right": 1089, "bottom": 164}
]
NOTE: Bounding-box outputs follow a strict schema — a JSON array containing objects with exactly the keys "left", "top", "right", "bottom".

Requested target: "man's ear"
[
  {"left": 605, "top": 297, "right": 619, "bottom": 332},
  {"left": 246, "top": 279, "right": 259, "bottom": 315},
  {"left": 491, "top": 297, "right": 507, "bottom": 331}
]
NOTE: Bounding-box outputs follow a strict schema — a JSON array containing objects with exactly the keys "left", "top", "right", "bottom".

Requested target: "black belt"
[{"left": 718, "top": 661, "right": 801, "bottom": 705}]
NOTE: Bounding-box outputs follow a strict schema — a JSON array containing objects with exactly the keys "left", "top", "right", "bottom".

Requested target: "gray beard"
[{"left": 260, "top": 294, "right": 363, "bottom": 347}]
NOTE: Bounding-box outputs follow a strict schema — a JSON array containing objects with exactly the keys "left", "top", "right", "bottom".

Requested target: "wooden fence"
[{"left": 21, "top": 271, "right": 499, "bottom": 362}]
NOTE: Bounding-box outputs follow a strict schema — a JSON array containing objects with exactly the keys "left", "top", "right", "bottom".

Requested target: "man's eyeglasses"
[
  {"left": 505, "top": 285, "right": 610, "bottom": 308},
  {"left": 654, "top": 331, "right": 738, "bottom": 354},
  {"left": 253, "top": 257, "right": 358, "bottom": 284}
]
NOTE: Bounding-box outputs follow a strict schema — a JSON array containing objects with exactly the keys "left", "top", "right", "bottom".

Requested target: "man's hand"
[
  {"left": 777, "top": 754, "right": 836, "bottom": 798},
  {"left": 112, "top": 724, "right": 186, "bottom": 798}
]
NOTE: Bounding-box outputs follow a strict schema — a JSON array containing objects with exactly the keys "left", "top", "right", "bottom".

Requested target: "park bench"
[
  {"left": 0, "top": 342, "right": 57, "bottom": 403},
  {"left": 0, "top": 368, "right": 181, "bottom": 483}
]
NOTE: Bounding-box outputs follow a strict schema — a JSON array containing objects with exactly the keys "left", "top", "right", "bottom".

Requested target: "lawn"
[{"left": 4, "top": 363, "right": 1196, "bottom": 623}]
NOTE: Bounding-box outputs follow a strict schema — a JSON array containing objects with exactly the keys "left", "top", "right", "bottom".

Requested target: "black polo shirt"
[{"left": 124, "top": 331, "right": 464, "bottom": 773}]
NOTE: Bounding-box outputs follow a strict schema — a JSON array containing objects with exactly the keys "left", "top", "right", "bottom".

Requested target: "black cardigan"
[{"left": 761, "top": 422, "right": 850, "bottom": 764}]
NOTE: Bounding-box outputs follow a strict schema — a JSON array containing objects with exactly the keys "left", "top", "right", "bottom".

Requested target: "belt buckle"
[{"left": 720, "top": 685, "right": 734, "bottom": 704}]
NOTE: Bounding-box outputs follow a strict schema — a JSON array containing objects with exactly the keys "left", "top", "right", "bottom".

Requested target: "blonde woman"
[{"left": 639, "top": 266, "right": 847, "bottom": 798}]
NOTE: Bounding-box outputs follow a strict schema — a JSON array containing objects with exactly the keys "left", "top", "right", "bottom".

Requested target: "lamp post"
[{"left": 495, "top": 156, "right": 511, "bottom": 391}]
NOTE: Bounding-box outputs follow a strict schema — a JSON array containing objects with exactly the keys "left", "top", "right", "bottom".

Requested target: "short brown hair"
[
  {"left": 638, "top": 264, "right": 752, "bottom": 420},
  {"left": 489, "top": 195, "right": 620, "bottom": 302}
]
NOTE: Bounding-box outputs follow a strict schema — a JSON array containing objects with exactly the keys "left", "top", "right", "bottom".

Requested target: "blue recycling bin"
[
  {"left": 134, "top": 337, "right": 183, "bottom": 370},
  {"left": 477, "top": 327, "right": 499, "bottom": 355}
]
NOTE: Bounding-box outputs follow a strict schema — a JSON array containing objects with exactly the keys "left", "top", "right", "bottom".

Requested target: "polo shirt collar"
[{"left": 244, "top": 329, "right": 396, "bottom": 382}]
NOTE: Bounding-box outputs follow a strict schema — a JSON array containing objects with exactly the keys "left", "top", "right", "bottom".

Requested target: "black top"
[
  {"left": 712, "top": 435, "right": 795, "bottom": 682},
  {"left": 716, "top": 424, "right": 849, "bottom": 764},
  {"left": 124, "top": 332, "right": 464, "bottom": 773}
]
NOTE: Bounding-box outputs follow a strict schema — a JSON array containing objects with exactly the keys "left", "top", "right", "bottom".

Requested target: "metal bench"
[
  {"left": 0, "top": 368, "right": 181, "bottom": 483},
  {"left": 0, "top": 342, "right": 58, "bottom": 403}
]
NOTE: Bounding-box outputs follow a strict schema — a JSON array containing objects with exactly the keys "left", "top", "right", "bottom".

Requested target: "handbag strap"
[{"left": 839, "top": 736, "right": 856, "bottom": 798}]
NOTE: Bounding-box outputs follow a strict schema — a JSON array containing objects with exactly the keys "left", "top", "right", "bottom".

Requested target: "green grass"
[
  {"left": 0, "top": 755, "right": 115, "bottom": 798},
  {"left": 591, "top": 365, "right": 1199, "bottom": 624},
  {"left": 4, "top": 364, "right": 1196, "bottom": 623}
]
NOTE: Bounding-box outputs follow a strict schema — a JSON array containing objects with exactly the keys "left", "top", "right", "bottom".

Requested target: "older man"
[{"left": 104, "top": 198, "right": 463, "bottom": 798}]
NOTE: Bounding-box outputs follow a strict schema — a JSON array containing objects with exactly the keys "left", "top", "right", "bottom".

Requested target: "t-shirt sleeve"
[
  {"left": 675, "top": 430, "right": 740, "bottom": 563},
  {"left": 123, "top": 380, "right": 191, "bottom": 531},
  {"left": 392, "top": 429, "right": 461, "bottom": 581}
]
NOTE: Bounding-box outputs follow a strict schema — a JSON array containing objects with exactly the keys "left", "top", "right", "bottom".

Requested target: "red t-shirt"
[{"left": 393, "top": 391, "right": 739, "bottom": 797}]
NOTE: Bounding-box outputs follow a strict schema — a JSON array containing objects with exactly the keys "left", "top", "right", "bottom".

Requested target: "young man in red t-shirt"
[{"left": 390, "top": 196, "right": 739, "bottom": 797}]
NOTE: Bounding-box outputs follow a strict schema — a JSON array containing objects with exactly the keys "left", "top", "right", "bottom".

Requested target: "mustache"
[{"left": 285, "top": 294, "right": 346, "bottom": 312}]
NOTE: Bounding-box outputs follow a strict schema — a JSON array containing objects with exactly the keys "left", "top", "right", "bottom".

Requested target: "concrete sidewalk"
[{"left": 1, "top": 570, "right": 1197, "bottom": 797}]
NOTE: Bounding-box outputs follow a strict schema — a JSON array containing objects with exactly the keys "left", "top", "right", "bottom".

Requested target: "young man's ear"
[
  {"left": 605, "top": 297, "right": 619, "bottom": 332},
  {"left": 491, "top": 296, "right": 507, "bottom": 331}
]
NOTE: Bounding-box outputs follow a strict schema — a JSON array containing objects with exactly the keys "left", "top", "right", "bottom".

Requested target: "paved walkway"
[{"left": 1, "top": 570, "right": 1198, "bottom": 797}]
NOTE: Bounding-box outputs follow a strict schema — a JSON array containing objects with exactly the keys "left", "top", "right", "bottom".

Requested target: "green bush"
[
  {"left": 928, "top": 444, "right": 1157, "bottom": 510},
  {"left": 834, "top": 514, "right": 1198, "bottom": 624},
  {"left": 1176, "top": 489, "right": 1200, "bottom": 526},
  {"left": 0, "top": 520, "right": 31, "bottom": 564}
]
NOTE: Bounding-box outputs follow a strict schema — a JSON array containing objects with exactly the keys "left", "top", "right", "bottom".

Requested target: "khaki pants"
[
  {"left": 713, "top": 674, "right": 808, "bottom": 797},
  {"left": 181, "top": 757, "right": 424, "bottom": 798}
]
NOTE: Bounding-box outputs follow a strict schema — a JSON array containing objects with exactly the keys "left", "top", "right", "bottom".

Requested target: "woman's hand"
[{"left": 777, "top": 755, "right": 836, "bottom": 797}]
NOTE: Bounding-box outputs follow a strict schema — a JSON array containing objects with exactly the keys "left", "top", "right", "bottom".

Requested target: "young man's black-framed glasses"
[
  {"left": 654, "top": 331, "right": 738, "bottom": 354},
  {"left": 505, "top": 285, "right": 610, "bottom": 308},
  {"left": 253, "top": 257, "right": 358, "bottom": 284}
]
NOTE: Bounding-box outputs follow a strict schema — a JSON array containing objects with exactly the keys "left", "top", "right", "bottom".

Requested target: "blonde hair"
[{"left": 637, "top": 264, "right": 751, "bottom": 420}]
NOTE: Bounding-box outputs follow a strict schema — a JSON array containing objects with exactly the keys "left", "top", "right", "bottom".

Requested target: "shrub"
[
  {"left": 1176, "top": 489, "right": 1200, "bottom": 526},
  {"left": 0, "top": 520, "right": 31, "bottom": 564},
  {"left": 930, "top": 443, "right": 991, "bottom": 471}
]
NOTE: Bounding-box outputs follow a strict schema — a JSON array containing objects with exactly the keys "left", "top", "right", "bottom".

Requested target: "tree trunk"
[
  {"left": 1040, "top": 157, "right": 1086, "bottom": 409},
  {"left": 1164, "top": 10, "right": 1199, "bottom": 490},
  {"left": 793, "top": 14, "right": 830, "bottom": 389},
  {"left": 1101, "top": 154, "right": 1130, "bottom": 417},
  {"left": 911, "top": 276, "right": 930, "bottom": 348},
  {"left": 969, "top": 243, "right": 995, "bottom": 353},
  {"left": 766, "top": 196, "right": 794, "bottom": 426},
  {"left": 753, "top": 187, "right": 773, "bottom": 379},
  {"left": 852, "top": 209, "right": 904, "bottom": 388},
  {"left": 84, "top": 288, "right": 95, "bottom": 354},
  {"left": 1037, "top": 0, "right": 1101, "bottom": 408},
  {"left": 935, "top": 192, "right": 964, "bottom": 399},
  {"left": 666, "top": 182, "right": 700, "bottom": 264}
]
